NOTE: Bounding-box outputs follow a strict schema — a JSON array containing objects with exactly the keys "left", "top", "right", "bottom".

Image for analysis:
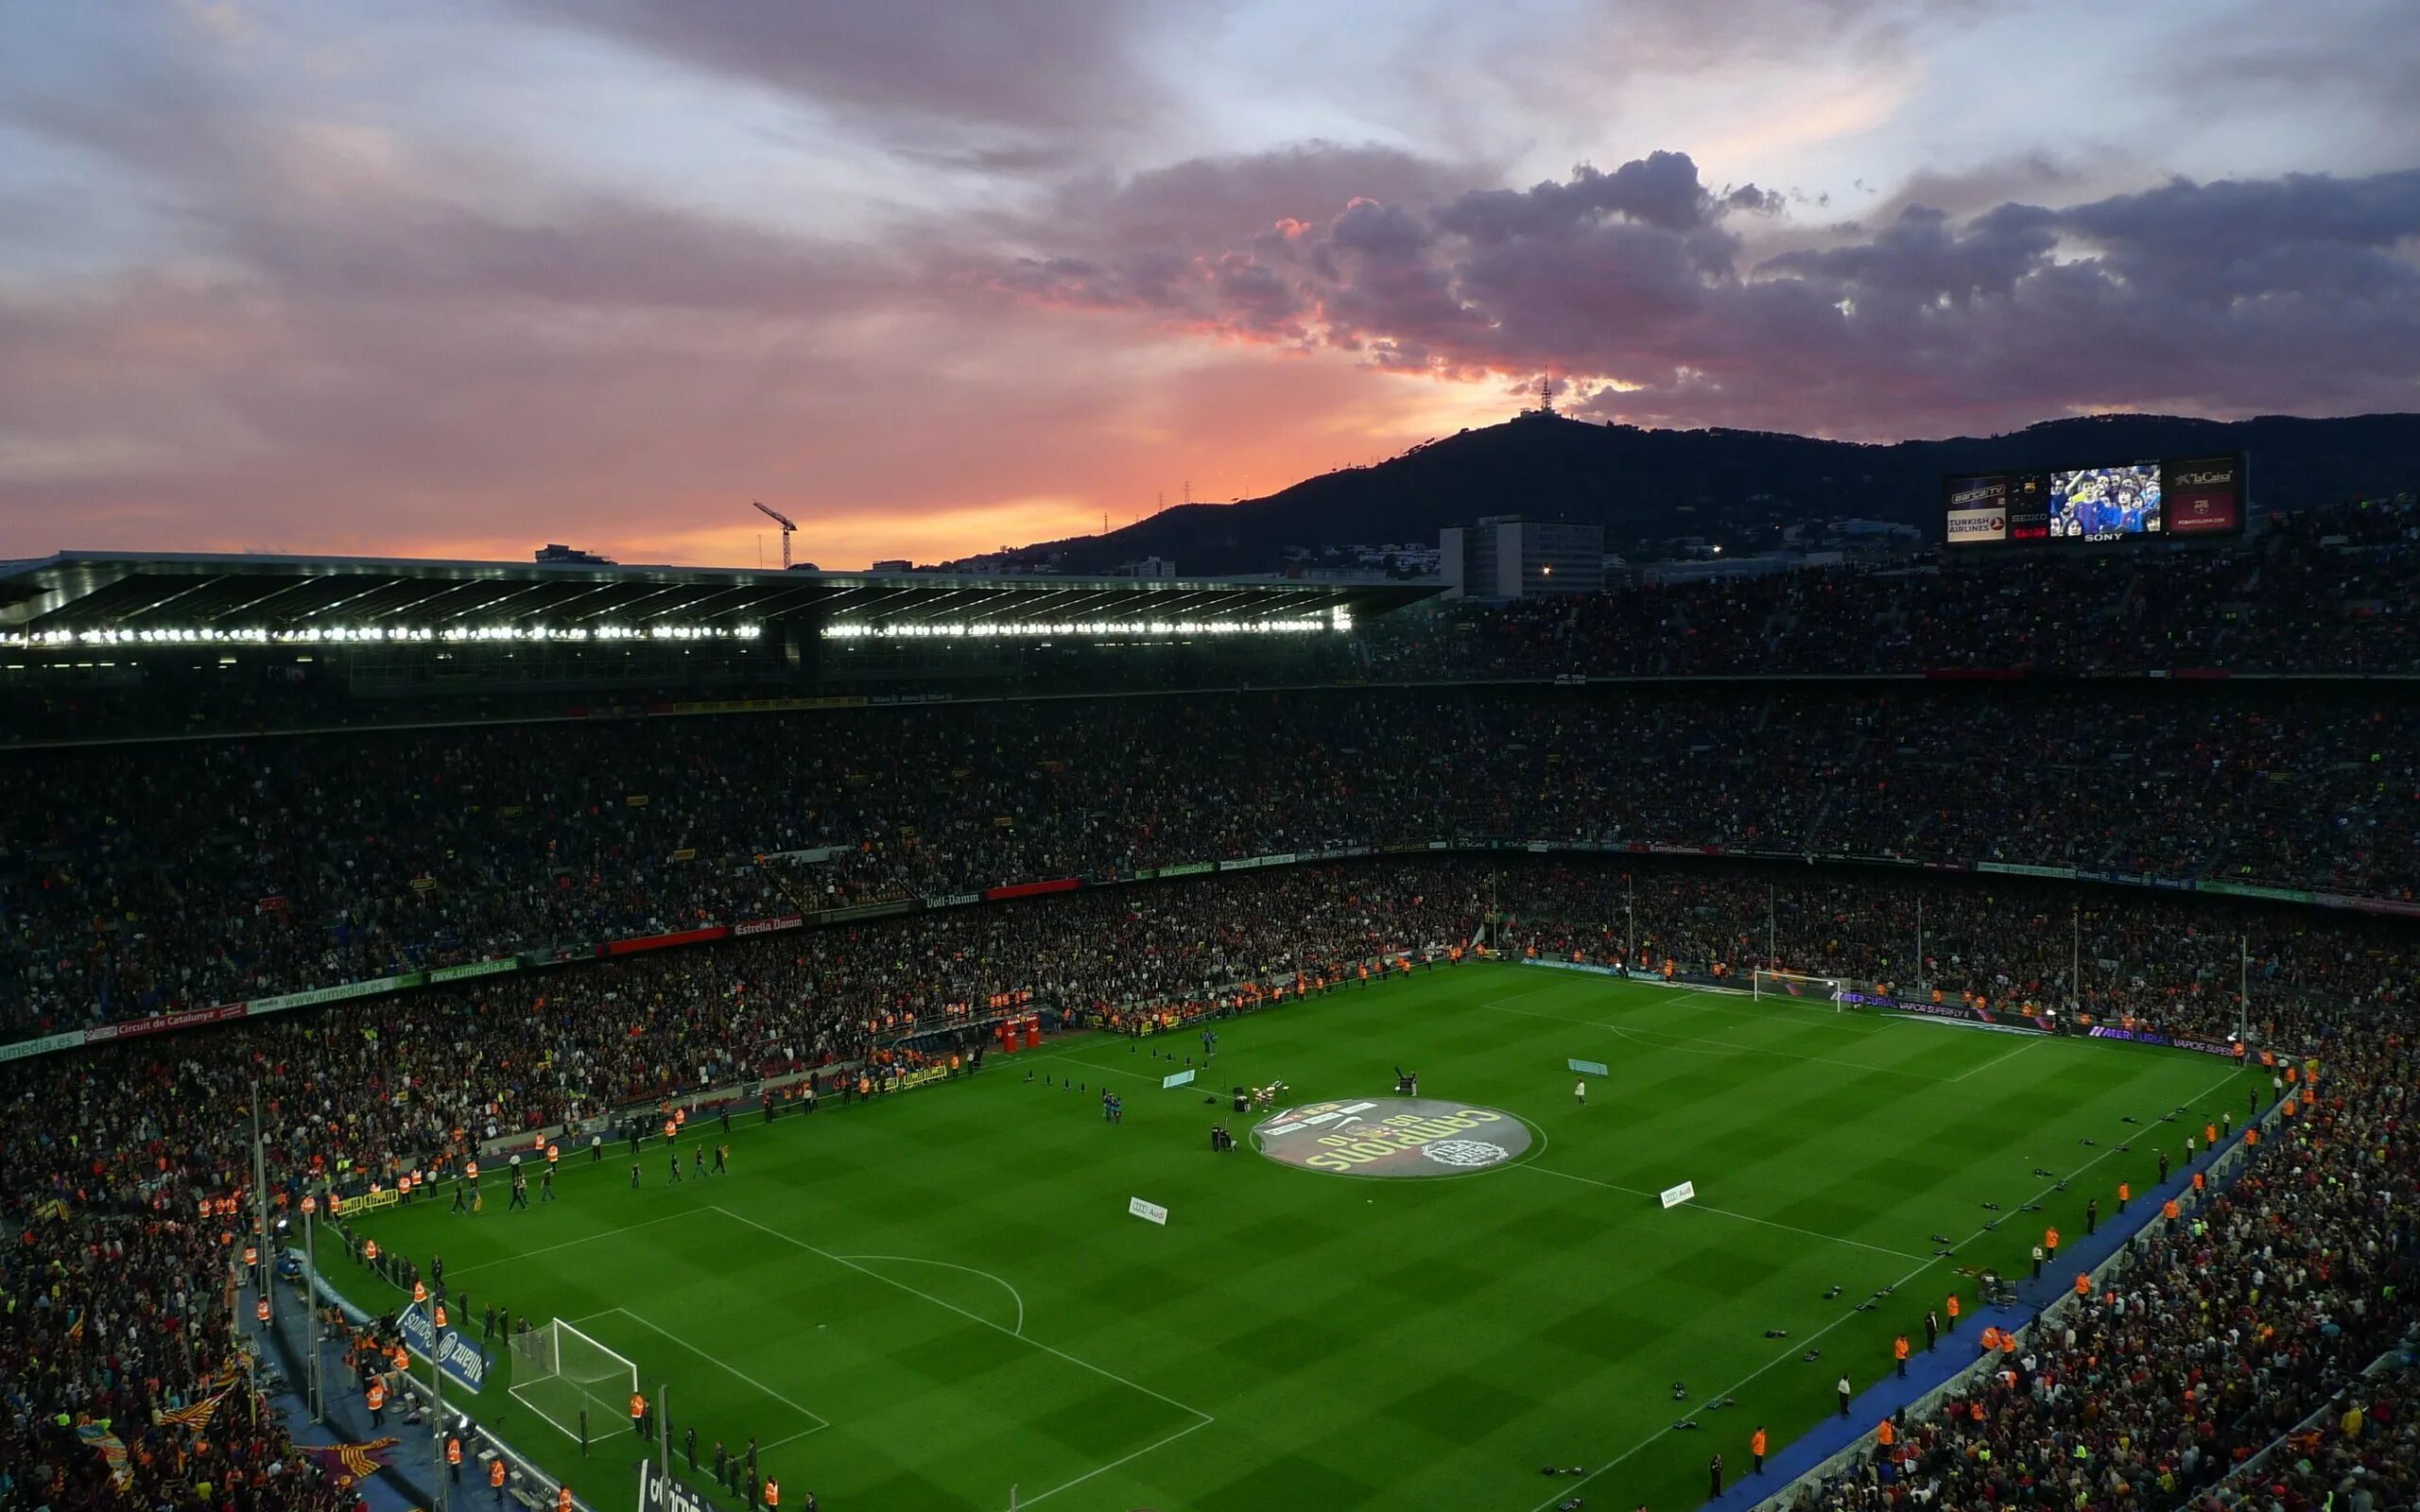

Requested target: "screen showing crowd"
[{"left": 1945, "top": 455, "right": 2242, "bottom": 547}]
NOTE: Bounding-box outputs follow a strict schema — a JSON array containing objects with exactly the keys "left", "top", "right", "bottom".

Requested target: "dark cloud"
[
  {"left": 530, "top": 0, "right": 1171, "bottom": 146},
  {"left": 992, "top": 147, "right": 2420, "bottom": 437}
]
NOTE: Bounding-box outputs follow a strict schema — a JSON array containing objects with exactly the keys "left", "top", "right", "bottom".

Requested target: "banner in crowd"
[
  {"left": 0, "top": 1029, "right": 88, "bottom": 1064},
  {"left": 1977, "top": 861, "right": 2078, "bottom": 881},
  {"left": 249, "top": 973, "right": 421, "bottom": 1020},
  {"left": 732, "top": 914, "right": 805, "bottom": 937},
  {"left": 1217, "top": 852, "right": 1297, "bottom": 872},
  {"left": 84, "top": 1002, "right": 250, "bottom": 1042},
  {"left": 605, "top": 925, "right": 729, "bottom": 956},
  {"left": 427, "top": 958, "right": 518, "bottom": 984},
  {"left": 985, "top": 878, "right": 1080, "bottom": 901}
]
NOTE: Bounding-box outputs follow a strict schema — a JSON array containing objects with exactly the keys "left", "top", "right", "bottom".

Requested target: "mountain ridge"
[{"left": 984, "top": 410, "right": 2420, "bottom": 574}]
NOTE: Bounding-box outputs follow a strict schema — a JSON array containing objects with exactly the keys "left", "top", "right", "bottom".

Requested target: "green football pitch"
[{"left": 346, "top": 962, "right": 2262, "bottom": 1512}]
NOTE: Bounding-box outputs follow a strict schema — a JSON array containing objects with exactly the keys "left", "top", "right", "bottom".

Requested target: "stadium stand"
[
  {"left": 3, "top": 516, "right": 2415, "bottom": 1512},
  {"left": 5, "top": 683, "right": 2418, "bottom": 1032}
]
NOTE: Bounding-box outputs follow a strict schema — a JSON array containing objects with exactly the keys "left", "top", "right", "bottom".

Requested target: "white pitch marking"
[
  {"left": 598, "top": 1306, "right": 829, "bottom": 1433},
  {"left": 705, "top": 1207, "right": 1214, "bottom": 1426},
  {"left": 831, "top": 1254, "right": 1027, "bottom": 1336},
  {"left": 445, "top": 1212, "right": 698, "bottom": 1278},
  {"left": 1523, "top": 1060, "right": 2250, "bottom": 1512}
]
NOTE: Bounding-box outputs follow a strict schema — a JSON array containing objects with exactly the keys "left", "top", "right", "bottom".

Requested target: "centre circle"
[{"left": 1251, "top": 1097, "right": 1534, "bottom": 1177}]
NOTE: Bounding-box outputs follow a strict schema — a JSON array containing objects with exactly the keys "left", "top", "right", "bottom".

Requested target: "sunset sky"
[{"left": 3, "top": 0, "right": 2414, "bottom": 569}]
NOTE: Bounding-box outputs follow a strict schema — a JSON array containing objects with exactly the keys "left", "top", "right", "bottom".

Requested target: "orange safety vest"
[
  {"left": 1893, "top": 1336, "right": 1909, "bottom": 1360},
  {"left": 2075, "top": 1273, "right": 2091, "bottom": 1297},
  {"left": 558, "top": 1488, "right": 573, "bottom": 1512},
  {"left": 1752, "top": 1430, "right": 1767, "bottom": 1456},
  {"left": 765, "top": 1480, "right": 780, "bottom": 1508},
  {"left": 2163, "top": 1199, "right": 2181, "bottom": 1220},
  {"left": 366, "top": 1383, "right": 386, "bottom": 1410},
  {"left": 2045, "top": 1228, "right": 2060, "bottom": 1250},
  {"left": 2193, "top": 1171, "right": 2206, "bottom": 1193},
  {"left": 1979, "top": 1327, "right": 2000, "bottom": 1351},
  {"left": 1876, "top": 1420, "right": 1894, "bottom": 1448},
  {"left": 1945, "top": 1294, "right": 1961, "bottom": 1317},
  {"left": 2118, "top": 1182, "right": 2131, "bottom": 1203},
  {"left": 492, "top": 1462, "right": 507, "bottom": 1488},
  {"left": 631, "top": 1393, "right": 647, "bottom": 1421},
  {"left": 447, "top": 1438, "right": 462, "bottom": 1466},
  {"left": 392, "top": 1346, "right": 409, "bottom": 1372}
]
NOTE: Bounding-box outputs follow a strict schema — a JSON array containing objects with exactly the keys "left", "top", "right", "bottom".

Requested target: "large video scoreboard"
[{"left": 1944, "top": 454, "right": 2246, "bottom": 547}]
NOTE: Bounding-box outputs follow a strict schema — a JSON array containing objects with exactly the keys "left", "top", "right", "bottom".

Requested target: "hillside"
[{"left": 995, "top": 410, "right": 2420, "bottom": 574}]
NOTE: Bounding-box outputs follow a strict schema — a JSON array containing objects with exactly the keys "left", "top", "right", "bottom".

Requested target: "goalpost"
[
  {"left": 510, "top": 1319, "right": 638, "bottom": 1444},
  {"left": 1750, "top": 969, "right": 1850, "bottom": 1010}
]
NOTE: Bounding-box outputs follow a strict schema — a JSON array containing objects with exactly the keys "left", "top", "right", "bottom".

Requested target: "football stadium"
[{"left": 2, "top": 529, "right": 2413, "bottom": 1512}]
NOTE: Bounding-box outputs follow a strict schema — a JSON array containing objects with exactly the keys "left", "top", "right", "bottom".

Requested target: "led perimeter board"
[{"left": 1943, "top": 454, "right": 2246, "bottom": 547}]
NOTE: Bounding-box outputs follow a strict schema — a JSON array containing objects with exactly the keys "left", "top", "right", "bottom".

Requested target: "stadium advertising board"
[
  {"left": 639, "top": 1462, "right": 717, "bottom": 1512},
  {"left": 2164, "top": 455, "right": 2245, "bottom": 536},
  {"left": 2087, "top": 1026, "right": 2244, "bottom": 1057},
  {"left": 427, "top": 958, "right": 517, "bottom": 984},
  {"left": 397, "top": 1301, "right": 487, "bottom": 1392},
  {"left": 1944, "top": 454, "right": 2244, "bottom": 547},
  {"left": 84, "top": 1002, "right": 250, "bottom": 1041}
]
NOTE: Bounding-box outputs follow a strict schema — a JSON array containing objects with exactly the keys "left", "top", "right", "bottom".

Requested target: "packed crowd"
[
  {"left": 7, "top": 679, "right": 2417, "bottom": 1033},
  {"left": 2, "top": 858, "right": 2413, "bottom": 1512},
  {"left": 1365, "top": 495, "right": 2420, "bottom": 680}
]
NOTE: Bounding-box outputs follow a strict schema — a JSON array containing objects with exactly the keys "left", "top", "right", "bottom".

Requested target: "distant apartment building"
[{"left": 1439, "top": 516, "right": 1606, "bottom": 599}]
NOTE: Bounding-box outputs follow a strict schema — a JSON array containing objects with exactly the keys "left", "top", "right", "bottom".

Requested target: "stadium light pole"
[
  {"left": 2238, "top": 935, "right": 2250, "bottom": 1042},
  {"left": 250, "top": 1081, "right": 272, "bottom": 1328},
  {"left": 2070, "top": 904, "right": 2082, "bottom": 1012},
  {"left": 301, "top": 1193, "right": 322, "bottom": 1421},
  {"left": 1766, "top": 885, "right": 1776, "bottom": 971}
]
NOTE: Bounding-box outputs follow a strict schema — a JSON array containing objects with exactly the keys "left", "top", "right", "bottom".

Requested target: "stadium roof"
[{"left": 0, "top": 550, "right": 1438, "bottom": 646}]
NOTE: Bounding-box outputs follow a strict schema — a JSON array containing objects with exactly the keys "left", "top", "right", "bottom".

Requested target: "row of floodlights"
[
  {"left": 823, "top": 612, "right": 1351, "bottom": 640},
  {"left": 4, "top": 623, "right": 764, "bottom": 647}
]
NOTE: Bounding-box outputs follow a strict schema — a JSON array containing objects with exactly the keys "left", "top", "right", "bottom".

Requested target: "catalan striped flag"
[{"left": 303, "top": 1436, "right": 400, "bottom": 1483}]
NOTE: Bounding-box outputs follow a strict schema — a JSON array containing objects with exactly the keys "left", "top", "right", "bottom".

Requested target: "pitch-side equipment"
[{"left": 1750, "top": 970, "right": 1849, "bottom": 1011}]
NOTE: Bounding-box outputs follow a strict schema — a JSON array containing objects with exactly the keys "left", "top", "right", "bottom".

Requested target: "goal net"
[
  {"left": 510, "top": 1320, "right": 637, "bottom": 1444},
  {"left": 1750, "top": 970, "right": 1848, "bottom": 1009}
]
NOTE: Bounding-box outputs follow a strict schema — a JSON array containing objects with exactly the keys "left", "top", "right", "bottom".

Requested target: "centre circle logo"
[{"left": 1251, "top": 1097, "right": 1533, "bottom": 1177}]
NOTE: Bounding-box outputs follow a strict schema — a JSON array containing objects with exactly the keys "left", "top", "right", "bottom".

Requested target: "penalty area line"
[
  {"left": 703, "top": 1207, "right": 1214, "bottom": 1426},
  {"left": 444, "top": 1211, "right": 699, "bottom": 1278},
  {"left": 1006, "top": 1415, "right": 1217, "bottom": 1510},
  {"left": 595, "top": 1306, "right": 830, "bottom": 1434}
]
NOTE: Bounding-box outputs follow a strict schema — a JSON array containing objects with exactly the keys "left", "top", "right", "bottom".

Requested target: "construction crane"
[{"left": 751, "top": 501, "right": 798, "bottom": 570}]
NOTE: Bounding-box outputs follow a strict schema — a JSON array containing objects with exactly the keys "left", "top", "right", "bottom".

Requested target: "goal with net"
[
  {"left": 1750, "top": 969, "right": 1849, "bottom": 1008},
  {"left": 510, "top": 1319, "right": 638, "bottom": 1444}
]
